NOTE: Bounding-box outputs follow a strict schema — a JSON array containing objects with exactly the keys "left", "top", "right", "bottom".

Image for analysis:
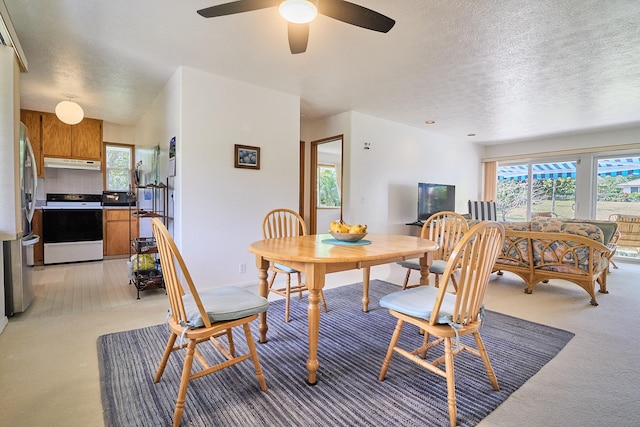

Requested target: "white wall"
[
  {"left": 305, "top": 111, "right": 483, "bottom": 236},
  {"left": 135, "top": 66, "right": 300, "bottom": 289},
  {"left": 482, "top": 126, "right": 640, "bottom": 161},
  {"left": 103, "top": 122, "right": 136, "bottom": 144}
]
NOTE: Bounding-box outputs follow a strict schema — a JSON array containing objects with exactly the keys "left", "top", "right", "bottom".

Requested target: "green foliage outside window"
[
  {"left": 318, "top": 165, "right": 341, "bottom": 208},
  {"left": 106, "top": 145, "right": 132, "bottom": 191}
]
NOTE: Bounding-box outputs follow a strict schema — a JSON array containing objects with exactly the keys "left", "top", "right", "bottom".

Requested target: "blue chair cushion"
[
  {"left": 273, "top": 263, "right": 298, "bottom": 273},
  {"left": 397, "top": 260, "right": 418, "bottom": 269},
  {"left": 428, "top": 259, "right": 447, "bottom": 274},
  {"left": 397, "top": 259, "right": 447, "bottom": 274},
  {"left": 380, "top": 286, "right": 456, "bottom": 324},
  {"left": 183, "top": 287, "right": 269, "bottom": 328}
]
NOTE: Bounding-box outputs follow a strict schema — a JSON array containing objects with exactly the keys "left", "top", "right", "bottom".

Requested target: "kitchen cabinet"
[
  {"left": 20, "top": 110, "right": 44, "bottom": 178},
  {"left": 104, "top": 209, "right": 138, "bottom": 256},
  {"left": 41, "top": 112, "right": 103, "bottom": 161},
  {"left": 32, "top": 209, "right": 43, "bottom": 265}
]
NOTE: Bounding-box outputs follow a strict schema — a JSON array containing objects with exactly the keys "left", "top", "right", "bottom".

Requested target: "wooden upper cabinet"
[
  {"left": 20, "top": 110, "right": 44, "bottom": 178},
  {"left": 41, "top": 112, "right": 72, "bottom": 157},
  {"left": 71, "top": 118, "right": 102, "bottom": 160},
  {"left": 41, "top": 112, "right": 103, "bottom": 161}
]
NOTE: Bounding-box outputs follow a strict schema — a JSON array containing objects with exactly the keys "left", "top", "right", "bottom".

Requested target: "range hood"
[{"left": 44, "top": 157, "right": 101, "bottom": 171}]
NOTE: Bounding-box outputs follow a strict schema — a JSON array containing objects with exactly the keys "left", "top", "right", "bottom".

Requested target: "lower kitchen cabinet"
[
  {"left": 104, "top": 209, "right": 138, "bottom": 256},
  {"left": 32, "top": 209, "right": 44, "bottom": 265}
]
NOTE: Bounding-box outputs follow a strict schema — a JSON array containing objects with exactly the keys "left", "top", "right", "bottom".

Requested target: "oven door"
[
  {"left": 42, "top": 208, "right": 104, "bottom": 264},
  {"left": 43, "top": 209, "right": 103, "bottom": 243}
]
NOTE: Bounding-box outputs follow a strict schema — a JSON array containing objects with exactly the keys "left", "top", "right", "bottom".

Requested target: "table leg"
[
  {"left": 305, "top": 263, "right": 326, "bottom": 385},
  {"left": 419, "top": 252, "right": 434, "bottom": 286},
  {"left": 256, "top": 257, "right": 270, "bottom": 343},
  {"left": 362, "top": 266, "right": 371, "bottom": 312}
]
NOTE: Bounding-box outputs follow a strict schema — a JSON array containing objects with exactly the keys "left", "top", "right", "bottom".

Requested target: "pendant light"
[
  {"left": 55, "top": 98, "right": 84, "bottom": 125},
  {"left": 279, "top": 0, "right": 318, "bottom": 24}
]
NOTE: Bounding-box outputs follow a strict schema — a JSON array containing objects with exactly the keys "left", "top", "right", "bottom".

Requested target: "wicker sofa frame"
[{"left": 471, "top": 218, "right": 617, "bottom": 306}]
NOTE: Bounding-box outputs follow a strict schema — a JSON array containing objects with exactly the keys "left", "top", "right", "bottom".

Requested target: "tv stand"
[{"left": 406, "top": 220, "right": 424, "bottom": 227}]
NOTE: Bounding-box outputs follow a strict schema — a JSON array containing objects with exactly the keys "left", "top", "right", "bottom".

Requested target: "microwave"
[{"left": 102, "top": 191, "right": 136, "bottom": 207}]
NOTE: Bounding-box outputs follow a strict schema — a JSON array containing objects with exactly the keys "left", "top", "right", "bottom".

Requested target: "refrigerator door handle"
[
  {"left": 22, "top": 234, "right": 40, "bottom": 246},
  {"left": 25, "top": 137, "right": 38, "bottom": 224}
]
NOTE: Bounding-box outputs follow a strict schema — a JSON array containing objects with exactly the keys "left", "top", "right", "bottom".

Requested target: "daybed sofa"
[{"left": 471, "top": 217, "right": 618, "bottom": 306}]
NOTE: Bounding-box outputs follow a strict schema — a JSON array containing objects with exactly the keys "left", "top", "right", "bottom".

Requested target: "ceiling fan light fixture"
[
  {"left": 279, "top": 0, "right": 317, "bottom": 24},
  {"left": 55, "top": 100, "right": 84, "bottom": 125}
]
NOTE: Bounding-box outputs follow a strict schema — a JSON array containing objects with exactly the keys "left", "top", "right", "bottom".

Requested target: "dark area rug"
[{"left": 98, "top": 280, "right": 574, "bottom": 426}]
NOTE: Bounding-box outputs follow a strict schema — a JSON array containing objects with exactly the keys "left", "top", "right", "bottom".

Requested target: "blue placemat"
[{"left": 321, "top": 238, "right": 372, "bottom": 246}]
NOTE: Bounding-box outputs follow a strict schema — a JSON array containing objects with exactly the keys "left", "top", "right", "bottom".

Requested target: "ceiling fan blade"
[
  {"left": 288, "top": 22, "right": 309, "bottom": 54},
  {"left": 317, "top": 0, "right": 395, "bottom": 33},
  {"left": 197, "top": 0, "right": 280, "bottom": 18}
]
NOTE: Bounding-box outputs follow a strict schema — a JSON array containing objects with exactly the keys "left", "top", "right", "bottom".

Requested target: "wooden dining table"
[{"left": 248, "top": 233, "right": 438, "bottom": 385}]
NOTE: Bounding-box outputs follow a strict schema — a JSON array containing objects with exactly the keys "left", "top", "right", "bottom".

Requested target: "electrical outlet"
[{"left": 239, "top": 262, "right": 246, "bottom": 273}]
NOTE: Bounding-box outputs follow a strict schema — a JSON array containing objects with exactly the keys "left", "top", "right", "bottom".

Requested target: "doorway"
[{"left": 310, "top": 135, "right": 343, "bottom": 234}]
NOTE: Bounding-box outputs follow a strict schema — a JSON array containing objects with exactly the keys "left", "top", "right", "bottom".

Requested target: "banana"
[
  {"left": 330, "top": 221, "right": 367, "bottom": 234},
  {"left": 349, "top": 224, "right": 367, "bottom": 234},
  {"left": 338, "top": 222, "right": 350, "bottom": 233}
]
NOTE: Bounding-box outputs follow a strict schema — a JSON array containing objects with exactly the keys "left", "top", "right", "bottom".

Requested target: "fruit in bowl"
[{"left": 329, "top": 221, "right": 367, "bottom": 242}]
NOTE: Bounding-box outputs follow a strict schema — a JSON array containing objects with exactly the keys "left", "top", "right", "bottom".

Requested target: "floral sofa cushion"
[{"left": 529, "top": 218, "right": 607, "bottom": 273}]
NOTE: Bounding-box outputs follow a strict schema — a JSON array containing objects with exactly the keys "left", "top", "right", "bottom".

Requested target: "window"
[
  {"left": 105, "top": 144, "right": 133, "bottom": 191},
  {"left": 497, "top": 160, "right": 577, "bottom": 221},
  {"left": 317, "top": 164, "right": 341, "bottom": 208},
  {"left": 595, "top": 155, "right": 640, "bottom": 260}
]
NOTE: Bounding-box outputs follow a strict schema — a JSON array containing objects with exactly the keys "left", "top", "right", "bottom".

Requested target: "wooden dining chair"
[
  {"left": 468, "top": 200, "right": 498, "bottom": 220},
  {"left": 262, "top": 208, "right": 327, "bottom": 322},
  {"left": 379, "top": 221, "right": 505, "bottom": 427},
  {"left": 150, "top": 218, "right": 269, "bottom": 427},
  {"left": 396, "top": 211, "right": 468, "bottom": 291}
]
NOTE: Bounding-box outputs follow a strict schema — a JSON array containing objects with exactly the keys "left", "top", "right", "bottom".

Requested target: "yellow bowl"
[{"left": 330, "top": 231, "right": 368, "bottom": 242}]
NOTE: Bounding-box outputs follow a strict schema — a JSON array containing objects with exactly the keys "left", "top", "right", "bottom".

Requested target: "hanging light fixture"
[
  {"left": 279, "top": 0, "right": 318, "bottom": 24},
  {"left": 55, "top": 98, "right": 84, "bottom": 125}
]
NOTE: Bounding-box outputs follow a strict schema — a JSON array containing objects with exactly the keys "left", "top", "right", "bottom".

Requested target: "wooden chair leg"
[
  {"left": 402, "top": 268, "right": 412, "bottom": 290},
  {"left": 242, "top": 323, "right": 267, "bottom": 391},
  {"left": 473, "top": 332, "right": 499, "bottom": 391},
  {"left": 450, "top": 273, "right": 458, "bottom": 292},
  {"left": 434, "top": 273, "right": 440, "bottom": 288},
  {"left": 267, "top": 270, "right": 277, "bottom": 292},
  {"left": 419, "top": 331, "right": 431, "bottom": 359},
  {"left": 225, "top": 329, "right": 235, "bottom": 357},
  {"left": 379, "top": 318, "right": 404, "bottom": 381},
  {"left": 296, "top": 272, "right": 304, "bottom": 298},
  {"left": 155, "top": 332, "right": 177, "bottom": 383},
  {"left": 443, "top": 337, "right": 457, "bottom": 427},
  {"left": 173, "top": 339, "right": 196, "bottom": 427},
  {"left": 319, "top": 290, "right": 328, "bottom": 313},
  {"left": 284, "top": 273, "right": 292, "bottom": 323}
]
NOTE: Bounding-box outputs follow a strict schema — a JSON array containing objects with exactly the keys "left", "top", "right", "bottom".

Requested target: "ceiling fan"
[{"left": 197, "top": 0, "right": 395, "bottom": 54}]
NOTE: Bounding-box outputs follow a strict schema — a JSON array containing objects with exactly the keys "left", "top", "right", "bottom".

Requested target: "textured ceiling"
[{"left": 4, "top": 0, "right": 640, "bottom": 144}]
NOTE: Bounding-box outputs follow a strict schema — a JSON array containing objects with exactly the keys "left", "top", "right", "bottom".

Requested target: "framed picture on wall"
[{"left": 234, "top": 144, "right": 261, "bottom": 170}]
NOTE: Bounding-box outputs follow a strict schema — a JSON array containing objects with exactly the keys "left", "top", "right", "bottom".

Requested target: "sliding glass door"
[
  {"left": 595, "top": 155, "right": 640, "bottom": 260},
  {"left": 497, "top": 160, "right": 577, "bottom": 221}
]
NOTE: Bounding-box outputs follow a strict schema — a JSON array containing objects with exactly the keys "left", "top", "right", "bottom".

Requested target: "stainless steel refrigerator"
[{"left": 2, "top": 122, "right": 39, "bottom": 315}]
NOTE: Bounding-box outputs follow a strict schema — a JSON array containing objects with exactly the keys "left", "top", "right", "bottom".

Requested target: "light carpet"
[{"left": 98, "top": 280, "right": 574, "bottom": 426}]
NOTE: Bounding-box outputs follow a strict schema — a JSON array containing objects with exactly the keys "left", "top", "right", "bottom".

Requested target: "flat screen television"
[{"left": 417, "top": 183, "right": 455, "bottom": 221}]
